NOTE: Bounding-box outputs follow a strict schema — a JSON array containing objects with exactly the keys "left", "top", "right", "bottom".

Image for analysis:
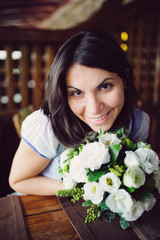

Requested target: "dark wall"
[{"left": 0, "top": 117, "right": 20, "bottom": 197}]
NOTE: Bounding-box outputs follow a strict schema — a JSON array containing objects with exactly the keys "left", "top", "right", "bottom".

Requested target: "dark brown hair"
[{"left": 42, "top": 29, "right": 137, "bottom": 147}]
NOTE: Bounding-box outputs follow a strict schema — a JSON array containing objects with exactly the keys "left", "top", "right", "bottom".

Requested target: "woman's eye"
[
  {"left": 71, "top": 90, "right": 82, "bottom": 96},
  {"left": 101, "top": 83, "right": 112, "bottom": 90}
]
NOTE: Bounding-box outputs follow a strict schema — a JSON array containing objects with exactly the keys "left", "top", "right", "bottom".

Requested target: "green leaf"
[
  {"left": 88, "top": 169, "right": 107, "bottom": 182},
  {"left": 98, "top": 200, "right": 109, "bottom": 210},
  {"left": 109, "top": 144, "right": 121, "bottom": 162},
  {"left": 82, "top": 200, "right": 93, "bottom": 207},
  {"left": 103, "top": 210, "right": 115, "bottom": 223},
  {"left": 122, "top": 138, "right": 133, "bottom": 148},
  {"left": 128, "top": 143, "right": 138, "bottom": 151},
  {"left": 116, "top": 127, "right": 124, "bottom": 138},
  {"left": 119, "top": 217, "right": 130, "bottom": 229},
  {"left": 127, "top": 187, "right": 135, "bottom": 193}
]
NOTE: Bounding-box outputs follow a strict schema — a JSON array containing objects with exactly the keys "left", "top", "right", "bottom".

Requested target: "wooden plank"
[
  {"left": 24, "top": 210, "right": 80, "bottom": 240},
  {"left": 19, "top": 195, "right": 80, "bottom": 240},
  {"left": 19, "top": 195, "right": 62, "bottom": 216}
]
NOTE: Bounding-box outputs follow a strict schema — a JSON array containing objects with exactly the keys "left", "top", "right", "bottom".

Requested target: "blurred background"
[{"left": 0, "top": 0, "right": 160, "bottom": 197}]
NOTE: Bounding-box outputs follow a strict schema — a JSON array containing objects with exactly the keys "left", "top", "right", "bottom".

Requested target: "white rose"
[
  {"left": 63, "top": 172, "right": 77, "bottom": 189},
  {"left": 124, "top": 151, "right": 139, "bottom": 167},
  {"left": 80, "top": 142, "right": 110, "bottom": 171},
  {"left": 60, "top": 148, "right": 74, "bottom": 171},
  {"left": 99, "top": 133, "right": 121, "bottom": 147},
  {"left": 154, "top": 169, "right": 160, "bottom": 194},
  {"left": 69, "top": 155, "right": 88, "bottom": 183},
  {"left": 84, "top": 182, "right": 104, "bottom": 204},
  {"left": 105, "top": 189, "right": 133, "bottom": 213},
  {"left": 123, "top": 166, "right": 145, "bottom": 189},
  {"left": 99, "top": 172, "right": 121, "bottom": 193},
  {"left": 122, "top": 200, "right": 144, "bottom": 221},
  {"left": 135, "top": 148, "right": 159, "bottom": 174},
  {"left": 143, "top": 193, "right": 156, "bottom": 211}
]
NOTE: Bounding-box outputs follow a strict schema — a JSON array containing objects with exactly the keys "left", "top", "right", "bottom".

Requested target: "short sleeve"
[
  {"left": 128, "top": 108, "right": 150, "bottom": 142},
  {"left": 21, "top": 109, "right": 59, "bottom": 159}
]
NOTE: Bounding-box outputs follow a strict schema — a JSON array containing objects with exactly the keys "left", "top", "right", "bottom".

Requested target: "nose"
[{"left": 86, "top": 93, "right": 104, "bottom": 115}]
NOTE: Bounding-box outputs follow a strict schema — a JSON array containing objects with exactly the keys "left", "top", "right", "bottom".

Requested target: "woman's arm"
[{"left": 9, "top": 139, "right": 64, "bottom": 195}]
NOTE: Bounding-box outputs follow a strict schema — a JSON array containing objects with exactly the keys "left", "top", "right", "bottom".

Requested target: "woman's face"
[{"left": 66, "top": 64, "right": 125, "bottom": 132}]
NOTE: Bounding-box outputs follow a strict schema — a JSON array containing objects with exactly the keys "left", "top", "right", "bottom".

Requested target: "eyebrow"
[
  {"left": 67, "top": 77, "right": 114, "bottom": 90},
  {"left": 96, "top": 78, "right": 114, "bottom": 89}
]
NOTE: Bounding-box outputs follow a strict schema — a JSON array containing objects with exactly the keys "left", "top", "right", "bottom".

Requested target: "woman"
[{"left": 9, "top": 29, "right": 150, "bottom": 195}]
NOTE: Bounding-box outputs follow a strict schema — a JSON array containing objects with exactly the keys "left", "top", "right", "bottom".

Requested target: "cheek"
[
  {"left": 68, "top": 99, "right": 83, "bottom": 116},
  {"left": 107, "top": 90, "right": 125, "bottom": 108}
]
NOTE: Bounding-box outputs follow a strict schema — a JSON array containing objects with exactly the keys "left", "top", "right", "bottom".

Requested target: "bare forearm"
[{"left": 10, "top": 175, "right": 64, "bottom": 196}]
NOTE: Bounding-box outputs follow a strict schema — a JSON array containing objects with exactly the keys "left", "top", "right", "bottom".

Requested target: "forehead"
[{"left": 66, "top": 64, "right": 123, "bottom": 87}]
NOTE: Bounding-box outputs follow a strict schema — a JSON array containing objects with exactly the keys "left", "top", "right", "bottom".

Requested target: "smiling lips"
[{"left": 88, "top": 109, "right": 112, "bottom": 125}]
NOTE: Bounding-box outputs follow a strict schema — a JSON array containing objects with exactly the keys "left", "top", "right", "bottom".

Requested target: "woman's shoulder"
[
  {"left": 128, "top": 107, "right": 150, "bottom": 142},
  {"left": 21, "top": 109, "right": 59, "bottom": 159}
]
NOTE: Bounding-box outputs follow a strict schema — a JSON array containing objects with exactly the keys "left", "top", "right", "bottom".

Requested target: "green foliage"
[
  {"left": 115, "top": 127, "right": 125, "bottom": 138},
  {"left": 109, "top": 144, "right": 121, "bottom": 163},
  {"left": 88, "top": 169, "right": 108, "bottom": 182},
  {"left": 102, "top": 210, "right": 115, "bottom": 223},
  {"left": 119, "top": 216, "right": 130, "bottom": 230},
  {"left": 98, "top": 200, "right": 109, "bottom": 210},
  {"left": 85, "top": 205, "right": 99, "bottom": 223},
  {"left": 82, "top": 200, "right": 93, "bottom": 207},
  {"left": 56, "top": 187, "right": 84, "bottom": 203}
]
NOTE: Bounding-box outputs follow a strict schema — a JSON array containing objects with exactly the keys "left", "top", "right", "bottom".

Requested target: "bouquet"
[{"left": 56, "top": 128, "right": 160, "bottom": 229}]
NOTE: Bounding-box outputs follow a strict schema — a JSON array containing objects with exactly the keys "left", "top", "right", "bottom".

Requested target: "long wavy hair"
[{"left": 42, "top": 29, "right": 137, "bottom": 147}]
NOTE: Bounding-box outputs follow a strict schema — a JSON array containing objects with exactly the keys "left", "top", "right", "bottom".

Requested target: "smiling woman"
[
  {"left": 8, "top": 29, "right": 150, "bottom": 196},
  {"left": 66, "top": 64, "right": 125, "bottom": 133}
]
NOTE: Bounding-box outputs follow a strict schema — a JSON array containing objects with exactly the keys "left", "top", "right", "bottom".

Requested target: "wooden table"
[
  {"left": 19, "top": 195, "right": 80, "bottom": 240},
  {"left": 19, "top": 193, "right": 160, "bottom": 240}
]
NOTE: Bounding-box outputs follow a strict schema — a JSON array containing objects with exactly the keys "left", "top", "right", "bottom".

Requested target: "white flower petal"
[
  {"left": 63, "top": 172, "right": 77, "bottom": 189},
  {"left": 135, "top": 148, "right": 159, "bottom": 174},
  {"left": 122, "top": 201, "right": 144, "bottom": 221},
  {"left": 123, "top": 166, "right": 145, "bottom": 189},
  {"left": 80, "top": 142, "right": 110, "bottom": 171},
  {"left": 84, "top": 182, "right": 104, "bottom": 204},
  {"left": 143, "top": 194, "right": 156, "bottom": 211},
  {"left": 124, "top": 151, "right": 140, "bottom": 167},
  {"left": 69, "top": 156, "right": 88, "bottom": 183},
  {"left": 99, "top": 133, "right": 121, "bottom": 146},
  {"left": 99, "top": 172, "right": 121, "bottom": 193},
  {"left": 105, "top": 189, "right": 133, "bottom": 213}
]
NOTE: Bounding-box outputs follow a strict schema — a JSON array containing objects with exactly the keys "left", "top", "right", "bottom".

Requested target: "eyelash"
[
  {"left": 69, "top": 83, "right": 113, "bottom": 96},
  {"left": 100, "top": 83, "right": 113, "bottom": 90},
  {"left": 70, "top": 90, "right": 82, "bottom": 96}
]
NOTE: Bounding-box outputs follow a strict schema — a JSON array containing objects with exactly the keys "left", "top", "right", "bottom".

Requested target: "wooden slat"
[
  {"left": 43, "top": 45, "right": 55, "bottom": 77},
  {"left": 25, "top": 210, "right": 80, "bottom": 240},
  {"left": 5, "top": 44, "right": 14, "bottom": 108},
  {"left": 31, "top": 45, "right": 43, "bottom": 108},
  {"left": 19, "top": 195, "right": 80, "bottom": 240},
  {"left": 19, "top": 44, "right": 29, "bottom": 107},
  {"left": 20, "top": 195, "right": 62, "bottom": 216}
]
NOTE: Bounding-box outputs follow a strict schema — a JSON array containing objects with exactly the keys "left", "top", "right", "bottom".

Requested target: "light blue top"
[{"left": 21, "top": 108, "right": 150, "bottom": 181}]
